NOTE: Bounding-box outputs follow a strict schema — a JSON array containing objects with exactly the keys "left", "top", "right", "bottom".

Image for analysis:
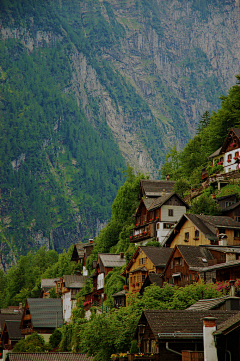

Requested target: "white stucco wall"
[
  {"left": 223, "top": 147, "right": 240, "bottom": 173},
  {"left": 63, "top": 291, "right": 72, "bottom": 322},
  {"left": 161, "top": 205, "right": 186, "bottom": 222}
]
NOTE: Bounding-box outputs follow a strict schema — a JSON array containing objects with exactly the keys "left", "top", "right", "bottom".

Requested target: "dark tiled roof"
[
  {"left": 222, "top": 201, "right": 240, "bottom": 213},
  {"left": 0, "top": 314, "right": 22, "bottom": 332},
  {"left": 5, "top": 320, "right": 23, "bottom": 340},
  {"left": 64, "top": 275, "right": 87, "bottom": 289},
  {"left": 186, "top": 214, "right": 217, "bottom": 239},
  {"left": 148, "top": 193, "right": 189, "bottom": 211},
  {"left": 142, "top": 247, "right": 173, "bottom": 267},
  {"left": 99, "top": 254, "right": 125, "bottom": 268},
  {"left": 140, "top": 180, "right": 175, "bottom": 197},
  {"left": 27, "top": 298, "right": 63, "bottom": 329},
  {"left": 204, "top": 245, "right": 240, "bottom": 254},
  {"left": 8, "top": 354, "right": 93, "bottom": 361},
  {"left": 190, "top": 259, "right": 240, "bottom": 272},
  {"left": 178, "top": 245, "right": 213, "bottom": 268},
  {"left": 198, "top": 214, "right": 240, "bottom": 228},
  {"left": 232, "top": 128, "right": 240, "bottom": 138},
  {"left": 143, "top": 310, "right": 238, "bottom": 339},
  {"left": 215, "top": 193, "right": 238, "bottom": 202},
  {"left": 186, "top": 296, "right": 231, "bottom": 311},
  {"left": 142, "top": 197, "right": 155, "bottom": 210},
  {"left": 213, "top": 311, "right": 240, "bottom": 335},
  {"left": 148, "top": 273, "right": 163, "bottom": 287},
  {"left": 112, "top": 290, "right": 127, "bottom": 297}
]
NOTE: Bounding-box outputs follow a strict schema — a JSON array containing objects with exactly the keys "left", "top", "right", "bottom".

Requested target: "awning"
[{"left": 172, "top": 273, "right": 181, "bottom": 277}]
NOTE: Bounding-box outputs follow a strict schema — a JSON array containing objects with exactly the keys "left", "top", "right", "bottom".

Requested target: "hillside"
[{"left": 1, "top": 0, "right": 240, "bottom": 268}]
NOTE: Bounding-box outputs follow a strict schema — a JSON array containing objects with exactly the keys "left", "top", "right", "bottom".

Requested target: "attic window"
[{"left": 194, "top": 230, "right": 199, "bottom": 240}]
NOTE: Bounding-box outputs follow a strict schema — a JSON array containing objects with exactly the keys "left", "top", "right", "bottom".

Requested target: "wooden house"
[
  {"left": 208, "top": 127, "right": 240, "bottom": 174},
  {"left": 131, "top": 192, "right": 189, "bottom": 245},
  {"left": 132, "top": 309, "right": 239, "bottom": 361},
  {"left": 215, "top": 193, "right": 238, "bottom": 210},
  {"left": 84, "top": 253, "right": 126, "bottom": 310},
  {"left": 163, "top": 245, "right": 214, "bottom": 286},
  {"left": 0, "top": 320, "right": 23, "bottom": 352},
  {"left": 20, "top": 299, "right": 63, "bottom": 342},
  {"left": 139, "top": 273, "right": 163, "bottom": 295},
  {"left": 70, "top": 243, "right": 84, "bottom": 264},
  {"left": 40, "top": 278, "right": 60, "bottom": 298},
  {"left": 122, "top": 246, "right": 172, "bottom": 294},
  {"left": 187, "top": 295, "right": 240, "bottom": 311},
  {"left": 192, "top": 258, "right": 240, "bottom": 283},
  {"left": 55, "top": 274, "right": 87, "bottom": 322},
  {"left": 163, "top": 214, "right": 240, "bottom": 248},
  {"left": 222, "top": 201, "right": 240, "bottom": 222}
]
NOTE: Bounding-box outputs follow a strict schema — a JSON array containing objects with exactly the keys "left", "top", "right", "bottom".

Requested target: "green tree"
[
  {"left": 13, "top": 333, "right": 46, "bottom": 352},
  {"left": 190, "top": 192, "right": 221, "bottom": 215},
  {"left": 160, "top": 145, "right": 181, "bottom": 180},
  {"left": 174, "top": 178, "right": 191, "bottom": 198}
]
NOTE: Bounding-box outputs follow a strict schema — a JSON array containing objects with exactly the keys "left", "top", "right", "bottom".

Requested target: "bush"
[
  {"left": 130, "top": 340, "right": 139, "bottom": 354},
  {"left": 49, "top": 328, "right": 62, "bottom": 349}
]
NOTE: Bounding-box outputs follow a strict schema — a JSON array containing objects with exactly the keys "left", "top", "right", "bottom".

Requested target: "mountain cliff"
[{"left": 0, "top": 0, "right": 240, "bottom": 269}]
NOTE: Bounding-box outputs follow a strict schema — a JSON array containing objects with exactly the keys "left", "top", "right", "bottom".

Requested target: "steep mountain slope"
[{"left": 0, "top": 0, "right": 240, "bottom": 269}]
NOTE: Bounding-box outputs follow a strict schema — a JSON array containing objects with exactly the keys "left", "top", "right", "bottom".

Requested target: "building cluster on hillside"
[{"left": 3, "top": 128, "right": 240, "bottom": 360}]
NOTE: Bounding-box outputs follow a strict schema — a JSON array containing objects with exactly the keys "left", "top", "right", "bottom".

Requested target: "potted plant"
[
  {"left": 184, "top": 239, "right": 189, "bottom": 242},
  {"left": 227, "top": 159, "right": 231, "bottom": 163}
]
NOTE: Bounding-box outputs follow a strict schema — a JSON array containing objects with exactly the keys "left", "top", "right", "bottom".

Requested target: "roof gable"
[
  {"left": 139, "top": 180, "right": 175, "bottom": 199},
  {"left": 221, "top": 128, "right": 240, "bottom": 154},
  {"left": 148, "top": 192, "right": 189, "bottom": 211}
]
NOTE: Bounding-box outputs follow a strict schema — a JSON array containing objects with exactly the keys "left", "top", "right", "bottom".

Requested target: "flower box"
[
  {"left": 123, "top": 285, "right": 128, "bottom": 290},
  {"left": 217, "top": 162, "right": 223, "bottom": 165},
  {"left": 227, "top": 159, "right": 231, "bottom": 163},
  {"left": 231, "top": 143, "right": 235, "bottom": 147},
  {"left": 184, "top": 239, "right": 189, "bottom": 242},
  {"left": 193, "top": 237, "right": 199, "bottom": 240}
]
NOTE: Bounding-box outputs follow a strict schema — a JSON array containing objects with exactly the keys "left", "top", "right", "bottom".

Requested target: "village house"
[
  {"left": 71, "top": 240, "right": 95, "bottom": 276},
  {"left": 131, "top": 192, "right": 189, "bottom": 245},
  {"left": 112, "top": 290, "right": 127, "bottom": 308},
  {"left": 163, "top": 245, "right": 214, "bottom": 286},
  {"left": 208, "top": 128, "right": 240, "bottom": 174},
  {"left": 187, "top": 293, "right": 240, "bottom": 311},
  {"left": 40, "top": 278, "right": 60, "bottom": 298},
  {"left": 163, "top": 213, "right": 240, "bottom": 248},
  {"left": 0, "top": 320, "right": 23, "bottom": 360},
  {"left": 20, "top": 299, "right": 63, "bottom": 342},
  {"left": 84, "top": 253, "right": 126, "bottom": 310},
  {"left": 132, "top": 309, "right": 240, "bottom": 361},
  {"left": 122, "top": 246, "right": 172, "bottom": 294},
  {"left": 55, "top": 273, "right": 87, "bottom": 322}
]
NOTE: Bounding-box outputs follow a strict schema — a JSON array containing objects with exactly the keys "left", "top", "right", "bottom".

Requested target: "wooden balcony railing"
[{"left": 130, "top": 231, "right": 151, "bottom": 243}]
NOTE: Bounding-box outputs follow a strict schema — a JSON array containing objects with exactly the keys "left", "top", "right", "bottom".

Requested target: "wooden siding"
[
  {"left": 128, "top": 250, "right": 156, "bottom": 294},
  {"left": 161, "top": 205, "right": 186, "bottom": 222},
  {"left": 170, "top": 219, "right": 211, "bottom": 248},
  {"left": 163, "top": 247, "right": 198, "bottom": 285}
]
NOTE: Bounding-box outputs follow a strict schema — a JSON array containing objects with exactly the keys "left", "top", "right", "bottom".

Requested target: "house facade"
[
  {"left": 208, "top": 128, "right": 240, "bottom": 174},
  {"left": 131, "top": 193, "right": 188, "bottom": 246},
  {"left": 164, "top": 214, "right": 240, "bottom": 248},
  {"left": 122, "top": 246, "right": 172, "bottom": 294}
]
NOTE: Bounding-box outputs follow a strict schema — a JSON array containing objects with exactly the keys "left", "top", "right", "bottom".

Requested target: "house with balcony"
[
  {"left": 121, "top": 246, "right": 172, "bottom": 294},
  {"left": 131, "top": 193, "right": 189, "bottom": 246},
  {"left": 208, "top": 128, "right": 240, "bottom": 174},
  {"left": 84, "top": 253, "right": 126, "bottom": 311},
  {"left": 0, "top": 320, "right": 23, "bottom": 359},
  {"left": 163, "top": 213, "right": 240, "bottom": 248}
]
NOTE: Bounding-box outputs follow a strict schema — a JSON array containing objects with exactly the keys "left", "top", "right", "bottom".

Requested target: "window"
[
  {"left": 137, "top": 275, "right": 141, "bottom": 283},
  {"left": 151, "top": 340, "right": 155, "bottom": 353},
  {"left": 226, "top": 201, "right": 234, "bottom": 207},
  {"left": 164, "top": 223, "right": 173, "bottom": 229},
  {"left": 142, "top": 274, "right": 146, "bottom": 282},
  {"left": 130, "top": 277, "right": 132, "bottom": 283},
  {"left": 139, "top": 257, "right": 146, "bottom": 265},
  {"left": 174, "top": 257, "right": 181, "bottom": 266},
  {"left": 195, "top": 230, "right": 199, "bottom": 239},
  {"left": 184, "top": 232, "right": 189, "bottom": 241},
  {"left": 234, "top": 230, "right": 240, "bottom": 238},
  {"left": 156, "top": 223, "right": 160, "bottom": 230},
  {"left": 168, "top": 209, "right": 173, "bottom": 217},
  {"left": 235, "top": 217, "right": 240, "bottom": 222}
]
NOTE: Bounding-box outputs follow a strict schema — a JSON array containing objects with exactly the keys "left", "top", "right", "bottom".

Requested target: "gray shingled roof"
[
  {"left": 208, "top": 147, "right": 222, "bottom": 159},
  {"left": 204, "top": 245, "right": 240, "bottom": 254},
  {"left": 141, "top": 247, "right": 173, "bottom": 267},
  {"left": 198, "top": 214, "right": 240, "bottom": 229},
  {"left": 143, "top": 310, "right": 238, "bottom": 340},
  {"left": 5, "top": 320, "right": 23, "bottom": 340},
  {"left": 64, "top": 275, "right": 87, "bottom": 289},
  {"left": 75, "top": 243, "right": 84, "bottom": 258},
  {"left": 99, "top": 254, "right": 126, "bottom": 268},
  {"left": 27, "top": 298, "right": 63, "bottom": 329},
  {"left": 8, "top": 354, "right": 93, "bottom": 361},
  {"left": 41, "top": 278, "right": 60, "bottom": 289},
  {"left": 213, "top": 311, "right": 240, "bottom": 335},
  {"left": 112, "top": 290, "right": 127, "bottom": 297},
  {"left": 178, "top": 245, "right": 214, "bottom": 268},
  {"left": 186, "top": 296, "right": 230, "bottom": 311},
  {"left": 190, "top": 259, "right": 240, "bottom": 272},
  {"left": 142, "top": 197, "right": 155, "bottom": 210},
  {"left": 140, "top": 180, "right": 175, "bottom": 197},
  {"left": 0, "top": 313, "right": 22, "bottom": 333}
]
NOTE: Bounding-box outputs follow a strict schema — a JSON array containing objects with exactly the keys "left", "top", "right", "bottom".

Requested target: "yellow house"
[
  {"left": 121, "top": 246, "right": 172, "bottom": 294},
  {"left": 163, "top": 214, "right": 240, "bottom": 248}
]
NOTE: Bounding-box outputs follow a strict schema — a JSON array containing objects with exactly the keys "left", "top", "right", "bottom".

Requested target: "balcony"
[{"left": 130, "top": 231, "right": 151, "bottom": 243}]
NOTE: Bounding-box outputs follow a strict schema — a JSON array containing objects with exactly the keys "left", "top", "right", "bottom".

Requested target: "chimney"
[
  {"left": 203, "top": 317, "right": 218, "bottom": 361},
  {"left": 120, "top": 252, "right": 124, "bottom": 259},
  {"left": 166, "top": 174, "right": 170, "bottom": 181},
  {"left": 229, "top": 280, "right": 236, "bottom": 297},
  {"left": 89, "top": 239, "right": 93, "bottom": 244}
]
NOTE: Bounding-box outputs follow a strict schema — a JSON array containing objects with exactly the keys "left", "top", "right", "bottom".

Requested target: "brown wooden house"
[
  {"left": 0, "top": 320, "right": 23, "bottom": 351},
  {"left": 163, "top": 214, "right": 240, "bottom": 248},
  {"left": 20, "top": 299, "right": 63, "bottom": 341},
  {"left": 122, "top": 246, "right": 172, "bottom": 294},
  {"left": 112, "top": 290, "right": 127, "bottom": 308},
  {"left": 84, "top": 253, "right": 126, "bottom": 310},
  {"left": 132, "top": 193, "right": 189, "bottom": 245},
  {"left": 132, "top": 309, "right": 239, "bottom": 361},
  {"left": 163, "top": 245, "right": 214, "bottom": 286}
]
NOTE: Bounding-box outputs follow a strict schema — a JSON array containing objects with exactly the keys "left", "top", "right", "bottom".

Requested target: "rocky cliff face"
[{"left": 1, "top": 0, "right": 240, "bottom": 269}]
